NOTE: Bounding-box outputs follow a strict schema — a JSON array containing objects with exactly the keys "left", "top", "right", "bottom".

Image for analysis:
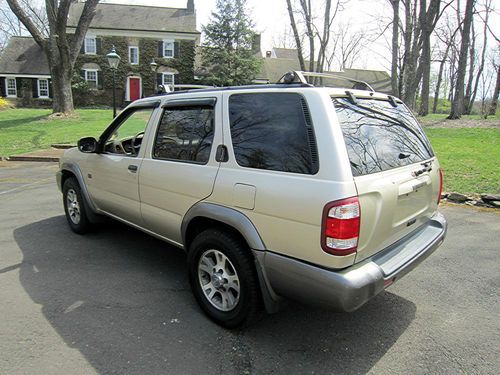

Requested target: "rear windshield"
[{"left": 332, "top": 97, "right": 433, "bottom": 176}]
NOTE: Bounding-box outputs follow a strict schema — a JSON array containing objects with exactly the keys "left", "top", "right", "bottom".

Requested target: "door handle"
[{"left": 128, "top": 165, "right": 138, "bottom": 173}]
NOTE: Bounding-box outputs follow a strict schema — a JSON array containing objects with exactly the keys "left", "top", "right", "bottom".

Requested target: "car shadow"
[{"left": 14, "top": 216, "right": 416, "bottom": 375}]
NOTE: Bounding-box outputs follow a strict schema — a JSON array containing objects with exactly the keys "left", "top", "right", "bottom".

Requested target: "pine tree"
[{"left": 202, "top": 0, "right": 261, "bottom": 86}]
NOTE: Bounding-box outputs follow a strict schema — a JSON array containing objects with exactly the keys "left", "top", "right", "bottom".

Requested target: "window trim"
[
  {"left": 162, "top": 39, "right": 174, "bottom": 58},
  {"left": 128, "top": 46, "right": 139, "bottom": 65},
  {"left": 84, "top": 36, "right": 97, "bottom": 55},
  {"left": 6, "top": 78, "right": 17, "bottom": 97},
  {"left": 84, "top": 69, "right": 99, "bottom": 90},
  {"left": 152, "top": 103, "right": 216, "bottom": 165},
  {"left": 38, "top": 78, "right": 49, "bottom": 98},
  {"left": 162, "top": 72, "right": 175, "bottom": 89}
]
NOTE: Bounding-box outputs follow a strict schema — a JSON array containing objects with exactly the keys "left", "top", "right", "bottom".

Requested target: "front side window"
[
  {"left": 85, "top": 37, "right": 96, "bottom": 54},
  {"left": 6, "top": 78, "right": 17, "bottom": 97},
  {"left": 84, "top": 70, "right": 98, "bottom": 89},
  {"left": 229, "top": 93, "right": 318, "bottom": 175},
  {"left": 38, "top": 79, "right": 49, "bottom": 98},
  {"left": 129, "top": 46, "right": 139, "bottom": 64},
  {"left": 333, "top": 97, "right": 434, "bottom": 176},
  {"left": 163, "top": 40, "right": 174, "bottom": 58},
  {"left": 153, "top": 105, "right": 214, "bottom": 164},
  {"left": 103, "top": 108, "right": 154, "bottom": 156}
]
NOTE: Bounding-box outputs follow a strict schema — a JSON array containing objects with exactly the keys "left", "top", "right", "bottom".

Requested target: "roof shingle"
[{"left": 0, "top": 37, "right": 49, "bottom": 75}]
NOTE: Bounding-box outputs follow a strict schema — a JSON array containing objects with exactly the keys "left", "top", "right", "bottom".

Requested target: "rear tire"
[
  {"left": 187, "top": 229, "right": 262, "bottom": 328},
  {"left": 63, "top": 177, "right": 92, "bottom": 234}
]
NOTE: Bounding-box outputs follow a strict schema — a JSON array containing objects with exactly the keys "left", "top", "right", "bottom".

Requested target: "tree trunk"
[
  {"left": 418, "top": 33, "right": 431, "bottom": 116},
  {"left": 390, "top": 0, "right": 400, "bottom": 96},
  {"left": 449, "top": 0, "right": 476, "bottom": 119},
  {"left": 50, "top": 65, "right": 74, "bottom": 113},
  {"left": 463, "top": 19, "right": 476, "bottom": 114},
  {"left": 489, "top": 64, "right": 500, "bottom": 115},
  {"left": 285, "top": 0, "right": 306, "bottom": 71}
]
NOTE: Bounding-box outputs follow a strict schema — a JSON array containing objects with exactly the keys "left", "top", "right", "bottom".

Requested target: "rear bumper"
[{"left": 257, "top": 212, "right": 447, "bottom": 312}]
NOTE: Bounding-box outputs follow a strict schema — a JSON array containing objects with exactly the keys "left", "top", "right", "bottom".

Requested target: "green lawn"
[
  {"left": 0, "top": 108, "right": 499, "bottom": 194},
  {"left": 0, "top": 108, "right": 112, "bottom": 156},
  {"left": 425, "top": 128, "right": 499, "bottom": 194}
]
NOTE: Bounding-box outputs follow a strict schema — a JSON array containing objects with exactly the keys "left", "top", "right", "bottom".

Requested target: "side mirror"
[{"left": 78, "top": 137, "right": 98, "bottom": 153}]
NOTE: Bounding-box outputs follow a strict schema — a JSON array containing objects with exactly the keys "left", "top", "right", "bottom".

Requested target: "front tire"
[
  {"left": 187, "top": 229, "right": 261, "bottom": 328},
  {"left": 63, "top": 177, "right": 92, "bottom": 234}
]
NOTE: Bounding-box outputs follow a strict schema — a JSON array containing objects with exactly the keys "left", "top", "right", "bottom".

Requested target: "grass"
[
  {"left": 0, "top": 108, "right": 499, "bottom": 194},
  {"left": 0, "top": 108, "right": 112, "bottom": 156},
  {"left": 419, "top": 113, "right": 500, "bottom": 122},
  {"left": 425, "top": 128, "right": 499, "bottom": 194}
]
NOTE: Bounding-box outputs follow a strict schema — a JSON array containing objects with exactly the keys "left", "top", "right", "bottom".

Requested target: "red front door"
[{"left": 129, "top": 78, "right": 141, "bottom": 101}]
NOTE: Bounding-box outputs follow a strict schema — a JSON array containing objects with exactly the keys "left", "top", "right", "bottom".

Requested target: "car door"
[
  {"left": 85, "top": 103, "right": 158, "bottom": 225},
  {"left": 139, "top": 94, "right": 222, "bottom": 246}
]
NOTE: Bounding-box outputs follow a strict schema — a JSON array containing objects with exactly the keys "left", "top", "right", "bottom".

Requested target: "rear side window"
[
  {"left": 153, "top": 106, "right": 214, "bottom": 164},
  {"left": 228, "top": 93, "right": 318, "bottom": 174},
  {"left": 333, "top": 97, "right": 433, "bottom": 176}
]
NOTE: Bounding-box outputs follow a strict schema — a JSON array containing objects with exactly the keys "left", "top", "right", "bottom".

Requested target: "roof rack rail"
[{"left": 277, "top": 71, "right": 375, "bottom": 92}]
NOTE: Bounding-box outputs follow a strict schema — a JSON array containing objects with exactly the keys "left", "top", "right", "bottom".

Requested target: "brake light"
[
  {"left": 438, "top": 168, "right": 444, "bottom": 204},
  {"left": 321, "top": 197, "right": 360, "bottom": 256}
]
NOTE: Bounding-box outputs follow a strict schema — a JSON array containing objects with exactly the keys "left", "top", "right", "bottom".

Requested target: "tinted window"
[
  {"left": 153, "top": 106, "right": 214, "bottom": 163},
  {"left": 229, "top": 93, "right": 318, "bottom": 174},
  {"left": 333, "top": 97, "right": 433, "bottom": 176}
]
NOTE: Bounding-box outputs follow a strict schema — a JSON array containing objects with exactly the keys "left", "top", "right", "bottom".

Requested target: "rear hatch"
[{"left": 332, "top": 96, "right": 441, "bottom": 263}]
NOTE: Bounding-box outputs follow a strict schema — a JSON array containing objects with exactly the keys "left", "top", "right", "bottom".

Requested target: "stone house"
[{"left": 0, "top": 1, "right": 199, "bottom": 107}]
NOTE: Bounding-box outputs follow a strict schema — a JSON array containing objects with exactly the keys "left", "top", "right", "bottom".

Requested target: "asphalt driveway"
[{"left": 0, "top": 162, "right": 499, "bottom": 375}]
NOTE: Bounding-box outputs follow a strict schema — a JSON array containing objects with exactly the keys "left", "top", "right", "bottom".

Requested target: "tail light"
[
  {"left": 438, "top": 168, "right": 444, "bottom": 204},
  {"left": 321, "top": 197, "right": 360, "bottom": 256}
]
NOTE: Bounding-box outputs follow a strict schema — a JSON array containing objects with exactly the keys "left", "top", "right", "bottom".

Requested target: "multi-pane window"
[
  {"left": 163, "top": 40, "right": 174, "bottom": 58},
  {"left": 6, "top": 78, "right": 17, "bottom": 97},
  {"left": 153, "top": 105, "right": 215, "bottom": 164},
  {"left": 84, "top": 70, "right": 98, "bottom": 89},
  {"left": 38, "top": 79, "right": 49, "bottom": 98},
  {"left": 129, "top": 46, "right": 139, "bottom": 64},
  {"left": 162, "top": 73, "right": 174, "bottom": 87},
  {"left": 85, "top": 37, "right": 96, "bottom": 54}
]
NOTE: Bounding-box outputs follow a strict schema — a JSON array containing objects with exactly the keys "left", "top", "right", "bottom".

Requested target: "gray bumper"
[{"left": 258, "top": 212, "right": 447, "bottom": 312}]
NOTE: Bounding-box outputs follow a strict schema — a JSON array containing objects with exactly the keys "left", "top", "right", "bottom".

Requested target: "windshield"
[{"left": 332, "top": 97, "right": 434, "bottom": 177}]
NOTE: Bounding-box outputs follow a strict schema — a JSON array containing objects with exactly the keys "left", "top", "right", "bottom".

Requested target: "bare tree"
[
  {"left": 326, "top": 23, "right": 367, "bottom": 71},
  {"left": 448, "top": 0, "right": 476, "bottom": 119},
  {"left": 285, "top": 0, "right": 306, "bottom": 70},
  {"left": 5, "top": 0, "right": 100, "bottom": 114},
  {"left": 489, "top": 57, "right": 500, "bottom": 115},
  {"left": 389, "top": 0, "right": 400, "bottom": 95}
]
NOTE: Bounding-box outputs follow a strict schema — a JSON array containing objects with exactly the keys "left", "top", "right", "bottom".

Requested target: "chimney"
[
  {"left": 252, "top": 34, "right": 261, "bottom": 55},
  {"left": 187, "top": 0, "right": 195, "bottom": 14}
]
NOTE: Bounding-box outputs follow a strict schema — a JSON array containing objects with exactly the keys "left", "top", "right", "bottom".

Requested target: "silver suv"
[{"left": 57, "top": 74, "right": 447, "bottom": 327}]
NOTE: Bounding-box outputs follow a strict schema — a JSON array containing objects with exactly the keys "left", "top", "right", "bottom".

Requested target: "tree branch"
[
  {"left": 70, "top": 0, "right": 100, "bottom": 63},
  {"left": 5, "top": 0, "right": 46, "bottom": 48}
]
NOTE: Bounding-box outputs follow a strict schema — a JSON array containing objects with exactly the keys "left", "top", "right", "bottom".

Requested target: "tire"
[
  {"left": 62, "top": 177, "right": 92, "bottom": 234},
  {"left": 187, "top": 229, "right": 262, "bottom": 328}
]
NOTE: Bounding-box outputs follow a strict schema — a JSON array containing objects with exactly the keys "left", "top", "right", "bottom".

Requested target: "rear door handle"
[{"left": 128, "top": 165, "right": 138, "bottom": 173}]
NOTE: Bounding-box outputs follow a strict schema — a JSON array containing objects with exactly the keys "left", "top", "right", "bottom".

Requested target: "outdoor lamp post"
[
  {"left": 150, "top": 58, "right": 158, "bottom": 94},
  {"left": 106, "top": 46, "right": 121, "bottom": 118}
]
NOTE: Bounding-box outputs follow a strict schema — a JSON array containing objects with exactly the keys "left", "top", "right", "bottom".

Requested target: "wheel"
[
  {"left": 187, "top": 229, "right": 262, "bottom": 328},
  {"left": 63, "top": 177, "right": 92, "bottom": 234}
]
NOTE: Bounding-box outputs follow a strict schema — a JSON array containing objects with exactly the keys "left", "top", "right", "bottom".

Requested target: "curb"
[
  {"left": 7, "top": 156, "right": 60, "bottom": 162},
  {"left": 51, "top": 144, "right": 75, "bottom": 149}
]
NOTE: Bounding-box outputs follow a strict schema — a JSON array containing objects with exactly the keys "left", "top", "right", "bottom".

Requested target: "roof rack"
[{"left": 278, "top": 71, "right": 375, "bottom": 92}]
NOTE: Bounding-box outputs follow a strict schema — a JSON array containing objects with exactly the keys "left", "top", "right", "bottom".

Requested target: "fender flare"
[
  {"left": 181, "top": 202, "right": 266, "bottom": 251},
  {"left": 60, "top": 162, "right": 98, "bottom": 214}
]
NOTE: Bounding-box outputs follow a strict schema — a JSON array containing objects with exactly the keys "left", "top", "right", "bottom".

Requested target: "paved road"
[{"left": 0, "top": 162, "right": 499, "bottom": 375}]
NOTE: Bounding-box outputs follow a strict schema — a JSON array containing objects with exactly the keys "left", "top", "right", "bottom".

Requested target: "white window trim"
[
  {"left": 162, "top": 73, "right": 175, "bottom": 89},
  {"left": 38, "top": 78, "right": 49, "bottom": 99},
  {"left": 6, "top": 78, "right": 17, "bottom": 97},
  {"left": 129, "top": 46, "right": 139, "bottom": 65},
  {"left": 163, "top": 39, "right": 174, "bottom": 59},
  {"left": 84, "top": 36, "right": 97, "bottom": 55},
  {"left": 126, "top": 76, "right": 142, "bottom": 101},
  {"left": 84, "top": 69, "right": 99, "bottom": 89}
]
